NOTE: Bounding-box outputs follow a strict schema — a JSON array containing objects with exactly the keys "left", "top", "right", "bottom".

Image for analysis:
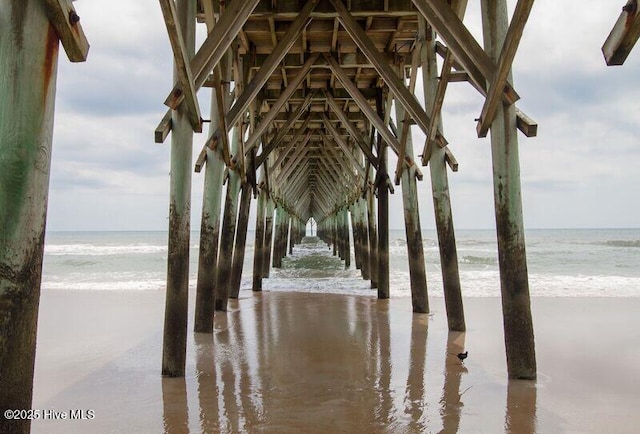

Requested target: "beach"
[{"left": 31, "top": 289, "right": 640, "bottom": 433}]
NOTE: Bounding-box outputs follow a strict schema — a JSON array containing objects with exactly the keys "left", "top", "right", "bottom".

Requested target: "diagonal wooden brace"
[
  {"left": 411, "top": 0, "right": 519, "bottom": 105},
  {"left": 42, "top": 0, "right": 90, "bottom": 62},
  {"left": 159, "top": 0, "right": 202, "bottom": 132},
  {"left": 164, "top": 0, "right": 260, "bottom": 109},
  {"left": 476, "top": 0, "right": 534, "bottom": 138},
  {"left": 330, "top": 0, "right": 448, "bottom": 149},
  {"left": 602, "top": 0, "right": 640, "bottom": 65}
]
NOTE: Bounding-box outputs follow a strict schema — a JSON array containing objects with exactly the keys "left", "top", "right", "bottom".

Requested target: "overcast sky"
[{"left": 46, "top": 1, "right": 640, "bottom": 231}]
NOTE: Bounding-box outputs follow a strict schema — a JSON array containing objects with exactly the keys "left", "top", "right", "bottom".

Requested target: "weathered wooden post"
[
  {"left": 288, "top": 216, "right": 295, "bottom": 255},
  {"left": 163, "top": 0, "right": 197, "bottom": 376},
  {"left": 376, "top": 90, "right": 390, "bottom": 299},
  {"left": 272, "top": 206, "right": 285, "bottom": 268},
  {"left": 420, "top": 16, "right": 465, "bottom": 329},
  {"left": 366, "top": 185, "right": 378, "bottom": 289},
  {"left": 357, "top": 198, "right": 371, "bottom": 280},
  {"left": 342, "top": 208, "right": 351, "bottom": 268},
  {"left": 193, "top": 50, "right": 231, "bottom": 330},
  {"left": 214, "top": 123, "right": 242, "bottom": 312},
  {"left": 262, "top": 196, "right": 275, "bottom": 278},
  {"left": 252, "top": 176, "right": 267, "bottom": 291},
  {"left": 350, "top": 205, "right": 362, "bottom": 270},
  {"left": 393, "top": 66, "right": 429, "bottom": 314},
  {"left": 229, "top": 181, "right": 252, "bottom": 299},
  {"left": 481, "top": 0, "right": 536, "bottom": 379},
  {"left": 1, "top": 2, "right": 88, "bottom": 431}
]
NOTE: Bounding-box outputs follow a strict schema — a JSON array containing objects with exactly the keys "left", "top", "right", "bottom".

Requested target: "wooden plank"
[
  {"left": 42, "top": 0, "right": 90, "bottom": 62},
  {"left": 602, "top": 0, "right": 640, "bottom": 65},
  {"left": 411, "top": 0, "right": 519, "bottom": 104},
  {"left": 159, "top": 0, "right": 203, "bottom": 132},
  {"left": 322, "top": 89, "right": 378, "bottom": 169},
  {"left": 164, "top": 0, "right": 260, "bottom": 109},
  {"left": 244, "top": 53, "right": 320, "bottom": 154},
  {"left": 155, "top": 110, "right": 173, "bottom": 143},
  {"left": 476, "top": 0, "right": 534, "bottom": 138},
  {"left": 330, "top": 0, "right": 448, "bottom": 148}
]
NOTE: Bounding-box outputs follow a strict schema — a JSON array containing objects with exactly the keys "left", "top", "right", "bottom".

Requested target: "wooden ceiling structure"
[{"left": 155, "top": 0, "right": 542, "bottom": 382}]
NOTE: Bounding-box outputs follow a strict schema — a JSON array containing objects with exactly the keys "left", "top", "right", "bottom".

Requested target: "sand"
[{"left": 30, "top": 290, "right": 640, "bottom": 433}]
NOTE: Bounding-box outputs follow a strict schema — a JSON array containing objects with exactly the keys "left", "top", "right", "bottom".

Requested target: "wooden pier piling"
[
  {"left": 420, "top": 16, "right": 465, "bottom": 330},
  {"left": 252, "top": 180, "right": 267, "bottom": 292},
  {"left": 0, "top": 1, "right": 88, "bottom": 430},
  {"left": 230, "top": 181, "right": 252, "bottom": 299},
  {"left": 481, "top": 0, "right": 536, "bottom": 379},
  {"left": 394, "top": 65, "right": 429, "bottom": 314},
  {"left": 215, "top": 124, "right": 243, "bottom": 312},
  {"left": 376, "top": 90, "right": 390, "bottom": 299},
  {"left": 162, "top": 0, "right": 196, "bottom": 376}
]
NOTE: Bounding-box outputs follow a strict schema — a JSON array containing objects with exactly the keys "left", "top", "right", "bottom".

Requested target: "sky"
[{"left": 46, "top": 0, "right": 640, "bottom": 231}]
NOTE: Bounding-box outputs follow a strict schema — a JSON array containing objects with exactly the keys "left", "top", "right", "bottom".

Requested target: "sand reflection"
[
  {"left": 439, "top": 331, "right": 467, "bottom": 433},
  {"left": 162, "top": 377, "right": 188, "bottom": 434},
  {"left": 505, "top": 379, "right": 537, "bottom": 433},
  {"left": 160, "top": 293, "right": 478, "bottom": 432}
]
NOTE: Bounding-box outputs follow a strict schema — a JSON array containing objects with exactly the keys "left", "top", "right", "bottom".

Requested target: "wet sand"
[{"left": 32, "top": 290, "right": 640, "bottom": 433}]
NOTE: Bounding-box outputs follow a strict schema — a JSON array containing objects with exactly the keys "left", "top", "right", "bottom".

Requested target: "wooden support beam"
[
  {"left": 274, "top": 125, "right": 313, "bottom": 170},
  {"left": 322, "top": 89, "right": 378, "bottom": 169},
  {"left": 476, "top": 0, "right": 534, "bottom": 138},
  {"left": 256, "top": 91, "right": 316, "bottom": 167},
  {"left": 155, "top": 110, "right": 173, "bottom": 144},
  {"left": 432, "top": 41, "right": 537, "bottom": 138},
  {"left": 252, "top": 178, "right": 267, "bottom": 291},
  {"left": 602, "top": 0, "right": 640, "bottom": 65},
  {"left": 159, "top": 0, "right": 203, "bottom": 132},
  {"left": 42, "top": 0, "right": 90, "bottom": 62},
  {"left": 164, "top": 0, "right": 260, "bottom": 109},
  {"left": 411, "top": 0, "right": 519, "bottom": 104},
  {"left": 444, "top": 146, "right": 459, "bottom": 172},
  {"left": 515, "top": 108, "right": 538, "bottom": 137},
  {"left": 321, "top": 114, "right": 366, "bottom": 178},
  {"left": 319, "top": 131, "right": 363, "bottom": 180},
  {"left": 481, "top": 0, "right": 536, "bottom": 379},
  {"left": 330, "top": 0, "right": 448, "bottom": 148},
  {"left": 324, "top": 54, "right": 422, "bottom": 179},
  {"left": 394, "top": 48, "right": 421, "bottom": 185},
  {"left": 227, "top": 0, "right": 319, "bottom": 128},
  {"left": 212, "top": 68, "right": 232, "bottom": 166},
  {"left": 244, "top": 54, "right": 320, "bottom": 154},
  {"left": 421, "top": 0, "right": 468, "bottom": 165},
  {"left": 163, "top": 0, "right": 196, "bottom": 376},
  {"left": 1, "top": 3, "right": 73, "bottom": 431},
  {"left": 274, "top": 137, "right": 312, "bottom": 184}
]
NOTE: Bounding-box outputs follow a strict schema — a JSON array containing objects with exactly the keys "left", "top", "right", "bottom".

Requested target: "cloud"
[{"left": 43, "top": 0, "right": 640, "bottom": 231}]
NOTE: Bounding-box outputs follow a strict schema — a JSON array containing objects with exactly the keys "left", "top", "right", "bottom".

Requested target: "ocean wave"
[
  {"left": 41, "top": 279, "right": 166, "bottom": 291},
  {"left": 45, "top": 244, "right": 168, "bottom": 256},
  {"left": 461, "top": 255, "right": 497, "bottom": 265},
  {"left": 595, "top": 240, "right": 640, "bottom": 248}
]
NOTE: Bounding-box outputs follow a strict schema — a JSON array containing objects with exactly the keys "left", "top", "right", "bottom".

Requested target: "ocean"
[{"left": 41, "top": 228, "right": 640, "bottom": 297}]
